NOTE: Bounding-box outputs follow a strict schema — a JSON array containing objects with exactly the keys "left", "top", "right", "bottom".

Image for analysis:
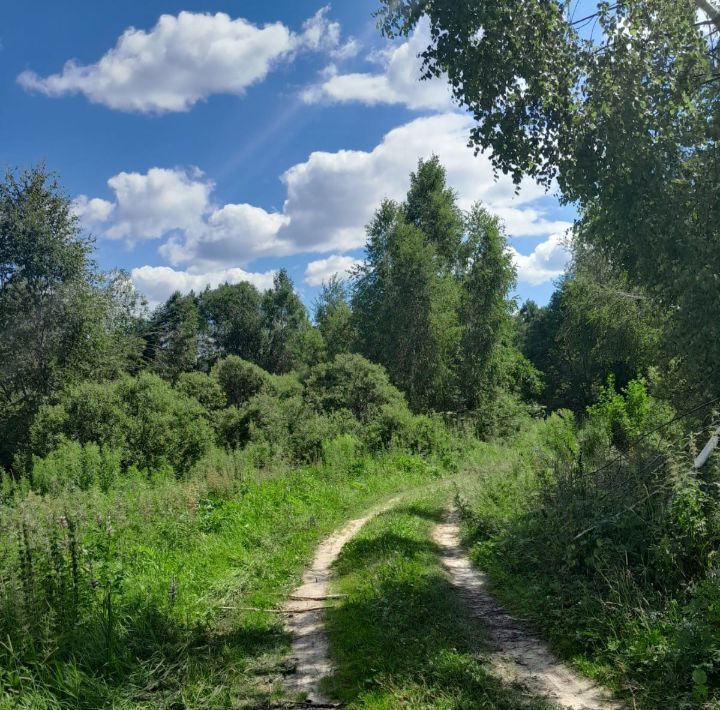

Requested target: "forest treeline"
[
  {"left": 0, "top": 157, "right": 673, "bottom": 481},
  {"left": 0, "top": 157, "right": 532, "bottom": 482}
]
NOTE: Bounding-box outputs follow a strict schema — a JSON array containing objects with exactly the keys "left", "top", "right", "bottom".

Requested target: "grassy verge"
[
  {"left": 322, "top": 494, "right": 555, "bottom": 709},
  {"left": 456, "top": 418, "right": 720, "bottom": 707},
  {"left": 0, "top": 447, "right": 473, "bottom": 709}
]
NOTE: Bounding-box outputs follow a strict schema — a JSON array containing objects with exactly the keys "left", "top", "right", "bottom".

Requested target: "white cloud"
[
  {"left": 299, "top": 6, "right": 341, "bottom": 52},
  {"left": 304, "top": 255, "right": 363, "bottom": 286},
  {"left": 276, "top": 113, "right": 550, "bottom": 254},
  {"left": 102, "top": 168, "right": 213, "bottom": 242},
  {"left": 510, "top": 233, "right": 571, "bottom": 285},
  {"left": 72, "top": 195, "right": 115, "bottom": 227},
  {"left": 492, "top": 206, "right": 573, "bottom": 238},
  {"left": 131, "top": 265, "right": 276, "bottom": 307},
  {"left": 159, "top": 202, "right": 292, "bottom": 267},
  {"left": 78, "top": 114, "right": 561, "bottom": 269},
  {"left": 331, "top": 38, "right": 361, "bottom": 61},
  {"left": 302, "top": 18, "right": 453, "bottom": 111},
  {"left": 18, "top": 9, "right": 346, "bottom": 113}
]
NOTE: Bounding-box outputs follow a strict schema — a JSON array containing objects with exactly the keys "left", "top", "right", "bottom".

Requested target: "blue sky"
[{"left": 1, "top": 1, "right": 576, "bottom": 308}]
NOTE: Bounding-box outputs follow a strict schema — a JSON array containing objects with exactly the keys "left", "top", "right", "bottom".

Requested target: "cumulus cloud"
[
  {"left": 78, "top": 114, "right": 563, "bottom": 270},
  {"left": 159, "top": 203, "right": 292, "bottom": 266},
  {"left": 72, "top": 195, "right": 114, "bottom": 227},
  {"left": 510, "top": 233, "right": 571, "bottom": 285},
  {"left": 276, "top": 113, "right": 551, "bottom": 254},
  {"left": 302, "top": 18, "right": 453, "bottom": 111},
  {"left": 493, "top": 206, "right": 572, "bottom": 238},
  {"left": 131, "top": 265, "right": 276, "bottom": 307},
  {"left": 18, "top": 8, "right": 347, "bottom": 113},
  {"left": 102, "top": 168, "right": 212, "bottom": 242},
  {"left": 304, "top": 255, "right": 363, "bottom": 286}
]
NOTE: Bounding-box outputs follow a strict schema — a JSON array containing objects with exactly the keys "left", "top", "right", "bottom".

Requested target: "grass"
[
  {"left": 322, "top": 494, "right": 556, "bottom": 709},
  {"left": 456, "top": 421, "right": 720, "bottom": 707},
  {"left": 0, "top": 448, "right": 475, "bottom": 709}
]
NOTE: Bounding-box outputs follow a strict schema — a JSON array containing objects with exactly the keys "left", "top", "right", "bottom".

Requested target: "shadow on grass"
[
  {"left": 9, "top": 603, "right": 291, "bottom": 709},
  {"left": 391, "top": 502, "right": 447, "bottom": 523},
  {"left": 323, "top": 505, "right": 555, "bottom": 709}
]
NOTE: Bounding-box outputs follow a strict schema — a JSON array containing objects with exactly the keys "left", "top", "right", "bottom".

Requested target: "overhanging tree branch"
[{"left": 696, "top": 0, "right": 720, "bottom": 32}]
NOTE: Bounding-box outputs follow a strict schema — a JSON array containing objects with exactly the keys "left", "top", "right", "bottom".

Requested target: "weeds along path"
[
  {"left": 433, "top": 509, "right": 622, "bottom": 710},
  {"left": 282, "top": 496, "right": 403, "bottom": 705}
]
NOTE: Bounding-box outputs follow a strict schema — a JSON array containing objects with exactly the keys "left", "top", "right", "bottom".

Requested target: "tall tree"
[
  {"left": 313, "top": 276, "right": 356, "bottom": 360},
  {"left": 353, "top": 185, "right": 462, "bottom": 411},
  {"left": 0, "top": 166, "right": 121, "bottom": 467},
  {"left": 259, "top": 270, "right": 314, "bottom": 373},
  {"left": 144, "top": 292, "right": 201, "bottom": 381},
  {"left": 354, "top": 158, "right": 520, "bottom": 413},
  {"left": 403, "top": 155, "right": 464, "bottom": 269},
  {"left": 199, "top": 281, "right": 263, "bottom": 363},
  {"left": 378, "top": 0, "right": 720, "bottom": 403},
  {"left": 459, "top": 205, "right": 517, "bottom": 412}
]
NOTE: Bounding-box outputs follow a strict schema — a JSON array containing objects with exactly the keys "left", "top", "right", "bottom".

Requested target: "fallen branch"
[{"left": 220, "top": 606, "right": 332, "bottom": 613}]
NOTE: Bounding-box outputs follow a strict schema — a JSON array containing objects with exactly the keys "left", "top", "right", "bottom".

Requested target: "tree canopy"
[{"left": 379, "top": 0, "right": 720, "bottom": 404}]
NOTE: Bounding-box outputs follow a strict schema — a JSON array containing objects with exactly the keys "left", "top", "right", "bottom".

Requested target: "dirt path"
[
  {"left": 433, "top": 509, "right": 623, "bottom": 710},
  {"left": 282, "top": 497, "right": 401, "bottom": 705}
]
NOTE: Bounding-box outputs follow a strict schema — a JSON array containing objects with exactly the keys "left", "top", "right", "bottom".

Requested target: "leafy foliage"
[
  {"left": 379, "top": 0, "right": 720, "bottom": 408},
  {"left": 0, "top": 166, "right": 142, "bottom": 468},
  {"left": 313, "top": 276, "right": 356, "bottom": 359},
  {"left": 303, "top": 353, "right": 407, "bottom": 422},
  {"left": 462, "top": 382, "right": 720, "bottom": 704},
  {"left": 517, "top": 246, "right": 665, "bottom": 412},
  {"left": 353, "top": 156, "right": 525, "bottom": 422},
  {"left": 28, "top": 373, "right": 212, "bottom": 476}
]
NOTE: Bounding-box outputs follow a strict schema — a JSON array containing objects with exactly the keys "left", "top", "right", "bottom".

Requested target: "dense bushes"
[
  {"left": 303, "top": 353, "right": 407, "bottom": 421},
  {"left": 212, "top": 356, "right": 271, "bottom": 407},
  {"left": 15, "top": 353, "right": 453, "bottom": 496},
  {"left": 462, "top": 380, "right": 720, "bottom": 705},
  {"left": 27, "top": 373, "right": 212, "bottom": 480}
]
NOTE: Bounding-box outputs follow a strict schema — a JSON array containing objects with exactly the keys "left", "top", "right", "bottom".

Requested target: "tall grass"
[
  {"left": 0, "top": 441, "right": 460, "bottom": 708},
  {"left": 458, "top": 383, "right": 720, "bottom": 707}
]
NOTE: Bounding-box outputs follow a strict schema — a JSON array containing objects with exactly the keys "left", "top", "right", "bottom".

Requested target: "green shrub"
[
  {"left": 242, "top": 393, "right": 305, "bottom": 456},
  {"left": 290, "top": 410, "right": 360, "bottom": 463},
  {"left": 175, "top": 372, "right": 227, "bottom": 411},
  {"left": 212, "top": 356, "right": 271, "bottom": 406},
  {"left": 214, "top": 406, "right": 249, "bottom": 450},
  {"left": 364, "top": 403, "right": 451, "bottom": 456},
  {"left": 304, "top": 353, "right": 407, "bottom": 422},
  {"left": 29, "top": 373, "right": 212, "bottom": 479},
  {"left": 463, "top": 382, "right": 720, "bottom": 705},
  {"left": 116, "top": 374, "right": 213, "bottom": 475},
  {"left": 322, "top": 434, "right": 364, "bottom": 473},
  {"left": 537, "top": 409, "right": 578, "bottom": 467},
  {"left": 188, "top": 447, "right": 249, "bottom": 495},
  {"left": 267, "top": 372, "right": 304, "bottom": 399},
  {"left": 586, "top": 377, "right": 675, "bottom": 453},
  {"left": 31, "top": 441, "right": 123, "bottom": 494},
  {"left": 29, "top": 382, "right": 128, "bottom": 458}
]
